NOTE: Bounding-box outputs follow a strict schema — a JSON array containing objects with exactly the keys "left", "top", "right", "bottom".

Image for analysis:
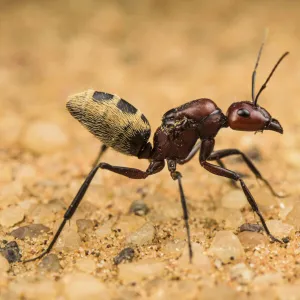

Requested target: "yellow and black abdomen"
[{"left": 66, "top": 89, "right": 151, "bottom": 156}]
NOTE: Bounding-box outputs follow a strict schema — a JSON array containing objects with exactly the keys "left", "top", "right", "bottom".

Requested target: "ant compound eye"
[{"left": 237, "top": 109, "right": 250, "bottom": 118}]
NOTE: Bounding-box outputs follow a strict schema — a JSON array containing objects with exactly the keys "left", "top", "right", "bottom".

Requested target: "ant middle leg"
[
  {"left": 207, "top": 149, "right": 284, "bottom": 197},
  {"left": 167, "top": 160, "right": 193, "bottom": 263},
  {"left": 23, "top": 160, "right": 165, "bottom": 263},
  {"left": 199, "top": 139, "right": 282, "bottom": 243}
]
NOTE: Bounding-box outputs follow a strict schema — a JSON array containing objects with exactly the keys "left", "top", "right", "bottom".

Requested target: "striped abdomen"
[{"left": 66, "top": 89, "right": 151, "bottom": 156}]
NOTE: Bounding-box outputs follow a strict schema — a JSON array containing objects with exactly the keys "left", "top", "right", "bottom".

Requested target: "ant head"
[
  {"left": 226, "top": 101, "right": 283, "bottom": 133},
  {"left": 227, "top": 36, "right": 288, "bottom": 134}
]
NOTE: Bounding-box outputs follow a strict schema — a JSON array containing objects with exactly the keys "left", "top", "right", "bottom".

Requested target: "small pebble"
[
  {"left": 114, "top": 247, "right": 135, "bottom": 265},
  {"left": 199, "top": 285, "right": 238, "bottom": 300},
  {"left": 62, "top": 273, "right": 109, "bottom": 300},
  {"left": 0, "top": 164, "right": 13, "bottom": 183},
  {"left": 286, "top": 201, "right": 300, "bottom": 230},
  {"left": 0, "top": 206, "right": 24, "bottom": 227},
  {"left": 9, "top": 279, "right": 58, "bottom": 300},
  {"left": 275, "top": 284, "right": 300, "bottom": 300},
  {"left": 113, "top": 215, "right": 146, "bottom": 235},
  {"left": 0, "top": 241, "right": 22, "bottom": 263},
  {"left": 162, "top": 240, "right": 186, "bottom": 257},
  {"left": 265, "top": 220, "right": 294, "bottom": 239},
  {"left": 178, "top": 243, "right": 211, "bottom": 271},
  {"left": 214, "top": 208, "right": 244, "bottom": 229},
  {"left": 76, "top": 219, "right": 94, "bottom": 233},
  {"left": 126, "top": 222, "right": 155, "bottom": 246},
  {"left": 230, "top": 263, "right": 254, "bottom": 284},
  {"left": 11, "top": 224, "right": 50, "bottom": 240},
  {"left": 54, "top": 229, "right": 81, "bottom": 252},
  {"left": 238, "top": 231, "right": 268, "bottom": 249},
  {"left": 38, "top": 254, "right": 61, "bottom": 272},
  {"left": 208, "top": 231, "right": 245, "bottom": 263},
  {"left": 239, "top": 223, "right": 263, "bottom": 233},
  {"left": 0, "top": 114, "right": 23, "bottom": 147},
  {"left": 221, "top": 190, "right": 248, "bottom": 209},
  {"left": 21, "top": 121, "right": 69, "bottom": 154},
  {"left": 0, "top": 255, "right": 10, "bottom": 272},
  {"left": 129, "top": 199, "right": 149, "bottom": 216},
  {"left": 253, "top": 272, "right": 283, "bottom": 288},
  {"left": 75, "top": 257, "right": 96, "bottom": 273},
  {"left": 118, "top": 259, "right": 165, "bottom": 284}
]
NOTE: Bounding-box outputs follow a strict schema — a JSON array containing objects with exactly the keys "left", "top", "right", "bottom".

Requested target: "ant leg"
[
  {"left": 23, "top": 160, "right": 165, "bottom": 263},
  {"left": 215, "top": 157, "right": 239, "bottom": 188},
  {"left": 199, "top": 139, "right": 282, "bottom": 243},
  {"left": 167, "top": 160, "right": 192, "bottom": 263},
  {"left": 208, "top": 149, "right": 284, "bottom": 198},
  {"left": 92, "top": 144, "right": 108, "bottom": 168}
]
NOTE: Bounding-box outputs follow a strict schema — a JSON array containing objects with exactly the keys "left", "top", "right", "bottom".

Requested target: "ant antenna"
[
  {"left": 254, "top": 51, "right": 289, "bottom": 106},
  {"left": 252, "top": 31, "right": 268, "bottom": 104}
]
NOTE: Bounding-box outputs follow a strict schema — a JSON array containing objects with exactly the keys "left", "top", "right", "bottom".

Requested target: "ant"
[{"left": 23, "top": 41, "right": 289, "bottom": 264}]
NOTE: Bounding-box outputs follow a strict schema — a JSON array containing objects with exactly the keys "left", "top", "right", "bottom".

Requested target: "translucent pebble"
[
  {"left": 0, "top": 182, "right": 23, "bottom": 208},
  {"left": 11, "top": 224, "right": 50, "bottom": 239},
  {"left": 21, "top": 121, "right": 69, "bottom": 154},
  {"left": 38, "top": 254, "right": 61, "bottom": 272},
  {"left": 221, "top": 190, "right": 248, "bottom": 209},
  {"left": 0, "top": 164, "right": 13, "bottom": 183},
  {"left": 113, "top": 215, "right": 146, "bottom": 235},
  {"left": 75, "top": 257, "right": 96, "bottom": 273},
  {"left": 238, "top": 231, "right": 268, "bottom": 249},
  {"left": 286, "top": 201, "right": 300, "bottom": 230},
  {"left": 62, "top": 273, "right": 110, "bottom": 300},
  {"left": 118, "top": 259, "right": 165, "bottom": 284},
  {"left": 76, "top": 219, "right": 94, "bottom": 233},
  {"left": 9, "top": 279, "right": 58, "bottom": 300},
  {"left": 178, "top": 243, "right": 211, "bottom": 271},
  {"left": 275, "top": 284, "right": 300, "bottom": 300},
  {"left": 230, "top": 263, "right": 254, "bottom": 284},
  {"left": 214, "top": 208, "right": 244, "bottom": 229},
  {"left": 30, "top": 204, "right": 57, "bottom": 224},
  {"left": 208, "top": 231, "right": 245, "bottom": 263},
  {"left": 265, "top": 220, "right": 294, "bottom": 238},
  {"left": 126, "top": 222, "right": 155, "bottom": 246},
  {"left": 54, "top": 229, "right": 81, "bottom": 252},
  {"left": 15, "top": 164, "right": 37, "bottom": 185},
  {"left": 148, "top": 280, "right": 199, "bottom": 300},
  {"left": 0, "top": 114, "right": 23, "bottom": 147},
  {"left": 162, "top": 240, "right": 186, "bottom": 257},
  {"left": 198, "top": 285, "right": 238, "bottom": 300},
  {"left": 0, "top": 255, "right": 10, "bottom": 272},
  {"left": 253, "top": 273, "right": 283, "bottom": 288},
  {"left": 0, "top": 206, "right": 24, "bottom": 227}
]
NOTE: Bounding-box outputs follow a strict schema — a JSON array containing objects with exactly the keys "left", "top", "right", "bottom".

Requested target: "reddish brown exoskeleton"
[{"left": 24, "top": 41, "right": 288, "bottom": 264}]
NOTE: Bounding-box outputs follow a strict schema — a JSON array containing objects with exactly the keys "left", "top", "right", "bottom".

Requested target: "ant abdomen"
[{"left": 66, "top": 89, "right": 151, "bottom": 156}]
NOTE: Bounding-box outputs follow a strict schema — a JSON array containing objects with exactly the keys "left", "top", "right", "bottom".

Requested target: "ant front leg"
[
  {"left": 92, "top": 144, "right": 108, "bottom": 168},
  {"left": 167, "top": 160, "right": 193, "bottom": 263},
  {"left": 23, "top": 160, "right": 165, "bottom": 263},
  {"left": 199, "top": 139, "right": 282, "bottom": 244},
  {"left": 208, "top": 149, "right": 284, "bottom": 197}
]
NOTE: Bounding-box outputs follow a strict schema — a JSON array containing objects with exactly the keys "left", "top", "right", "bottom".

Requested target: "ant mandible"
[{"left": 23, "top": 40, "right": 289, "bottom": 264}]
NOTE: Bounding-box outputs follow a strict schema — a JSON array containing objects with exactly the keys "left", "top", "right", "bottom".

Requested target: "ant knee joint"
[{"left": 171, "top": 171, "right": 182, "bottom": 180}]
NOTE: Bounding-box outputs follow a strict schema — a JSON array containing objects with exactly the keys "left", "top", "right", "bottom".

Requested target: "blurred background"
[{"left": 0, "top": 0, "right": 299, "bottom": 140}]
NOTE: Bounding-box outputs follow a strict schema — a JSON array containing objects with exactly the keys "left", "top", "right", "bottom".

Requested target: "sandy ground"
[{"left": 1, "top": 0, "right": 300, "bottom": 299}]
